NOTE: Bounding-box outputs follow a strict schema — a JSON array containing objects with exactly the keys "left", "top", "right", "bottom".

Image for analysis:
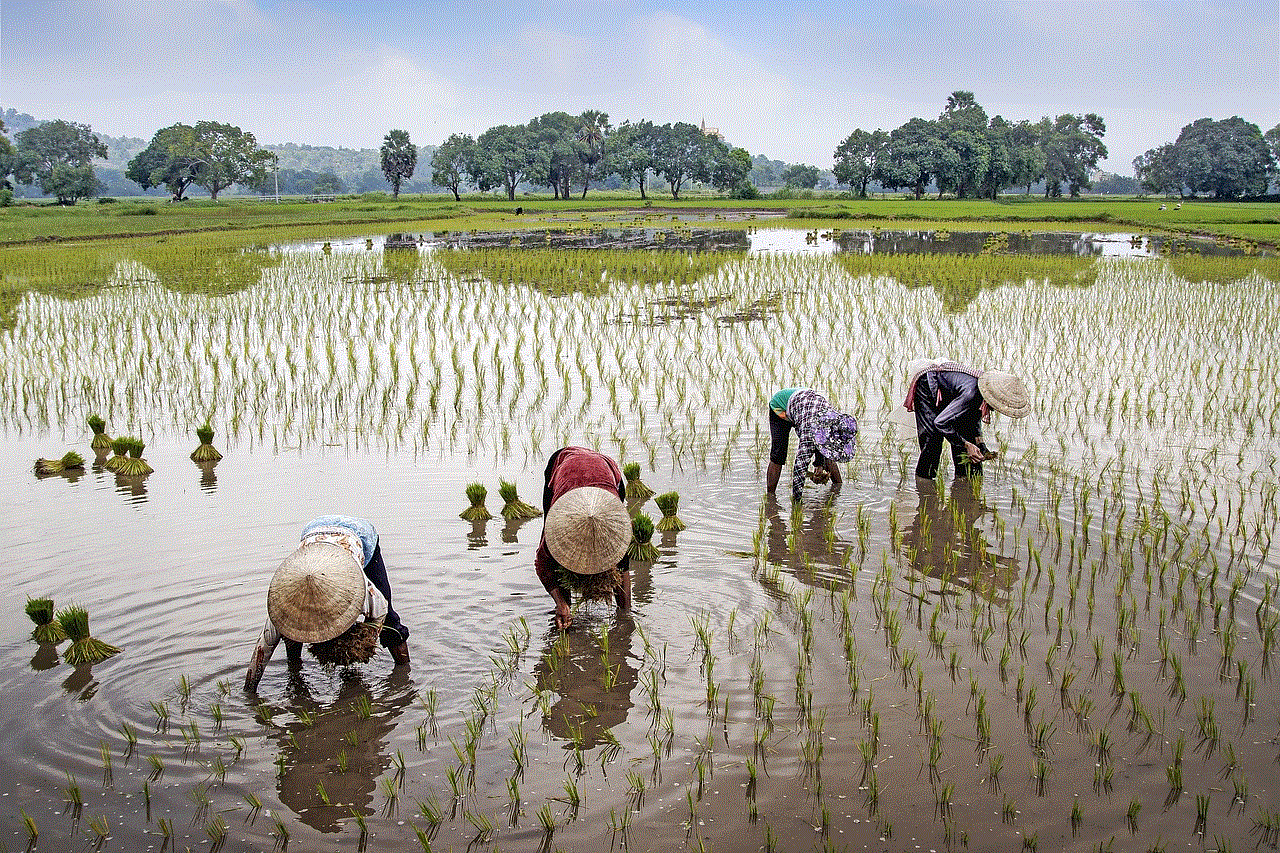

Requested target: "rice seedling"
[
  {"left": 628, "top": 513, "right": 660, "bottom": 561},
  {"left": 88, "top": 813, "right": 109, "bottom": 846},
  {"left": 499, "top": 478, "right": 541, "bottom": 519},
  {"left": 623, "top": 461, "right": 655, "bottom": 502},
  {"left": 25, "top": 596, "right": 67, "bottom": 644},
  {"left": 460, "top": 482, "right": 492, "bottom": 520},
  {"left": 654, "top": 491, "right": 686, "bottom": 531},
  {"left": 33, "top": 450, "right": 85, "bottom": 475},
  {"left": 190, "top": 422, "right": 223, "bottom": 461},
  {"left": 114, "top": 436, "right": 153, "bottom": 476},
  {"left": 87, "top": 413, "right": 112, "bottom": 451},
  {"left": 56, "top": 604, "right": 121, "bottom": 664}
]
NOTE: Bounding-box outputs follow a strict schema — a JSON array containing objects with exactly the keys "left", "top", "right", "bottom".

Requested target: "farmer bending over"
[
  {"left": 535, "top": 447, "right": 632, "bottom": 631},
  {"left": 245, "top": 515, "right": 410, "bottom": 691},
  {"left": 765, "top": 388, "right": 859, "bottom": 502},
  {"left": 904, "top": 359, "right": 1030, "bottom": 480}
]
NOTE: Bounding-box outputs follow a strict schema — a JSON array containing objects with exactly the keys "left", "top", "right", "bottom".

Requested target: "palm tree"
[{"left": 575, "top": 110, "right": 611, "bottom": 198}]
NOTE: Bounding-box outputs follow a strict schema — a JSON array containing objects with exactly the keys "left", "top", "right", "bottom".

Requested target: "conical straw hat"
[
  {"left": 978, "top": 371, "right": 1031, "bottom": 418},
  {"left": 545, "top": 486, "right": 632, "bottom": 575},
  {"left": 267, "top": 542, "right": 365, "bottom": 643}
]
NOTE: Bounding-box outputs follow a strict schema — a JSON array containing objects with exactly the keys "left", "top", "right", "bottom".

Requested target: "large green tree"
[
  {"left": 0, "top": 119, "right": 17, "bottom": 194},
  {"left": 125, "top": 121, "right": 273, "bottom": 200},
  {"left": 474, "top": 124, "right": 535, "bottom": 200},
  {"left": 380, "top": 129, "right": 417, "bottom": 198},
  {"left": 874, "top": 118, "right": 942, "bottom": 199},
  {"left": 430, "top": 133, "right": 475, "bottom": 201},
  {"left": 1040, "top": 114, "right": 1107, "bottom": 197},
  {"left": 934, "top": 91, "right": 990, "bottom": 199},
  {"left": 526, "top": 112, "right": 579, "bottom": 199},
  {"left": 14, "top": 119, "right": 108, "bottom": 204},
  {"left": 652, "top": 122, "right": 717, "bottom": 199},
  {"left": 609, "top": 120, "right": 657, "bottom": 199},
  {"left": 126, "top": 124, "right": 205, "bottom": 200},
  {"left": 832, "top": 128, "right": 887, "bottom": 197},
  {"left": 1172, "top": 117, "right": 1271, "bottom": 199}
]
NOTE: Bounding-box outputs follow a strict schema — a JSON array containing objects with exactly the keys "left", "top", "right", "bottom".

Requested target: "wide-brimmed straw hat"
[
  {"left": 267, "top": 541, "right": 365, "bottom": 643},
  {"left": 545, "top": 486, "right": 632, "bottom": 575},
  {"left": 814, "top": 412, "right": 859, "bottom": 462},
  {"left": 977, "top": 371, "right": 1031, "bottom": 418}
]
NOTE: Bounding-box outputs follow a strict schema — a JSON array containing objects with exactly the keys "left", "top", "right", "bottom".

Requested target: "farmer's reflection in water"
[
  {"left": 899, "top": 478, "right": 1020, "bottom": 604},
  {"left": 271, "top": 668, "right": 416, "bottom": 832},
  {"left": 761, "top": 494, "right": 859, "bottom": 591},
  {"left": 533, "top": 618, "right": 639, "bottom": 750}
]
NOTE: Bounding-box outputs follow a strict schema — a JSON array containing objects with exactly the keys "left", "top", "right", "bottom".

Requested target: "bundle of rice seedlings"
[
  {"left": 115, "top": 437, "right": 153, "bottom": 476},
  {"left": 190, "top": 423, "right": 223, "bottom": 462},
  {"left": 623, "top": 463, "right": 655, "bottom": 502},
  {"left": 103, "top": 437, "right": 130, "bottom": 472},
  {"left": 555, "top": 565, "right": 623, "bottom": 602},
  {"left": 34, "top": 451, "right": 86, "bottom": 475},
  {"left": 654, "top": 492, "right": 686, "bottom": 532},
  {"left": 309, "top": 617, "right": 384, "bottom": 666},
  {"left": 499, "top": 479, "right": 541, "bottom": 519},
  {"left": 87, "top": 414, "right": 112, "bottom": 451},
  {"left": 460, "top": 482, "right": 492, "bottom": 521},
  {"left": 628, "top": 514, "right": 660, "bottom": 562},
  {"left": 57, "top": 605, "right": 121, "bottom": 665},
  {"left": 26, "top": 597, "right": 67, "bottom": 644}
]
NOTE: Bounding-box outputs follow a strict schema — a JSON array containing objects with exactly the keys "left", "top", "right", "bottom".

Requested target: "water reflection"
[
  {"left": 30, "top": 642, "right": 61, "bottom": 672},
  {"left": 61, "top": 663, "right": 98, "bottom": 701},
  {"left": 271, "top": 668, "right": 417, "bottom": 833},
  {"left": 533, "top": 618, "right": 638, "bottom": 750},
  {"left": 897, "top": 478, "right": 1019, "bottom": 604},
  {"left": 113, "top": 473, "right": 149, "bottom": 501},
  {"left": 194, "top": 459, "right": 219, "bottom": 492},
  {"left": 760, "top": 494, "right": 858, "bottom": 592}
]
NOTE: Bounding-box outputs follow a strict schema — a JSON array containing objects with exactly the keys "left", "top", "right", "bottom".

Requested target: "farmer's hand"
[
  {"left": 808, "top": 467, "right": 830, "bottom": 484},
  {"left": 555, "top": 602, "right": 573, "bottom": 631},
  {"left": 964, "top": 441, "right": 985, "bottom": 464}
]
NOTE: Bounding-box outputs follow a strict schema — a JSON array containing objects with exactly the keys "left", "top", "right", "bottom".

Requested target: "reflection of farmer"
[
  {"left": 533, "top": 619, "right": 638, "bottom": 749},
  {"left": 274, "top": 668, "right": 417, "bottom": 833},
  {"left": 765, "top": 388, "right": 859, "bottom": 502},
  {"left": 904, "top": 360, "right": 1029, "bottom": 480},
  {"left": 899, "top": 478, "right": 1019, "bottom": 603},
  {"left": 245, "top": 516, "right": 410, "bottom": 691},
  {"left": 761, "top": 494, "right": 856, "bottom": 587},
  {"left": 536, "top": 447, "right": 632, "bottom": 631}
]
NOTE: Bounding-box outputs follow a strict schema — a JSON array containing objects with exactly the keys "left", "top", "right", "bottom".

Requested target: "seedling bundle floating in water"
[
  {"left": 460, "top": 482, "right": 492, "bottom": 521},
  {"left": 623, "top": 463, "right": 654, "bottom": 502},
  {"left": 56, "top": 605, "right": 120, "bottom": 665},
  {"left": 33, "top": 451, "right": 85, "bottom": 475},
  {"left": 87, "top": 414, "right": 111, "bottom": 451},
  {"left": 114, "top": 438, "right": 153, "bottom": 476},
  {"left": 498, "top": 479, "right": 541, "bottom": 519},
  {"left": 25, "top": 597, "right": 67, "bottom": 644},
  {"left": 627, "top": 514, "right": 660, "bottom": 562},
  {"left": 653, "top": 491, "right": 686, "bottom": 532},
  {"left": 103, "top": 437, "right": 130, "bottom": 473},
  {"left": 189, "top": 423, "right": 222, "bottom": 462}
]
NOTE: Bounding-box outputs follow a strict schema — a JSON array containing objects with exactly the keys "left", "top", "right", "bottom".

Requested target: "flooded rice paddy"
[{"left": 1, "top": 228, "right": 1278, "bottom": 852}]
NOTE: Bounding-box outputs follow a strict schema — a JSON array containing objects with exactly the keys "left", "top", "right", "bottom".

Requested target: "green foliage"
[{"left": 380, "top": 129, "right": 417, "bottom": 198}]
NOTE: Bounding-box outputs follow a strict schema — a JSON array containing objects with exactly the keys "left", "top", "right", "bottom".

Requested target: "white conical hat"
[
  {"left": 545, "top": 486, "right": 631, "bottom": 575},
  {"left": 267, "top": 541, "right": 365, "bottom": 643},
  {"left": 978, "top": 371, "right": 1031, "bottom": 418}
]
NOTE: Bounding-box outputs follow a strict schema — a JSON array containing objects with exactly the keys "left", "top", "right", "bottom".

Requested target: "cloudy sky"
[{"left": 2, "top": 0, "right": 1276, "bottom": 174}]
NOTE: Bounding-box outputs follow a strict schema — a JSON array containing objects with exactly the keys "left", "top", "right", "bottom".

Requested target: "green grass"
[{"left": 2, "top": 194, "right": 1277, "bottom": 247}]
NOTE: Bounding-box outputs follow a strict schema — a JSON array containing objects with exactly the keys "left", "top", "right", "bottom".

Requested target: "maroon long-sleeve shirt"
[{"left": 534, "top": 446, "right": 628, "bottom": 593}]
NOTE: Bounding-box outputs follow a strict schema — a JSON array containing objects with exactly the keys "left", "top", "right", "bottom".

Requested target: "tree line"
[
  {"left": 3, "top": 97, "right": 1279, "bottom": 204},
  {"left": 833, "top": 90, "right": 1111, "bottom": 199}
]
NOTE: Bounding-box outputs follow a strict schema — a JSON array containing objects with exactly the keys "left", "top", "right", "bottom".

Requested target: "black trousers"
[
  {"left": 363, "top": 543, "right": 409, "bottom": 647},
  {"left": 912, "top": 385, "right": 984, "bottom": 479}
]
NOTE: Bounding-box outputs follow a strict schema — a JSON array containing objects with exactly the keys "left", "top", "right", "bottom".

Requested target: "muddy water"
[{"left": 1, "top": 234, "right": 1277, "bottom": 852}]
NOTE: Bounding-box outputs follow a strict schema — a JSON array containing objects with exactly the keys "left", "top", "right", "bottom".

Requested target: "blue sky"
[{"left": 2, "top": 0, "right": 1276, "bottom": 173}]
